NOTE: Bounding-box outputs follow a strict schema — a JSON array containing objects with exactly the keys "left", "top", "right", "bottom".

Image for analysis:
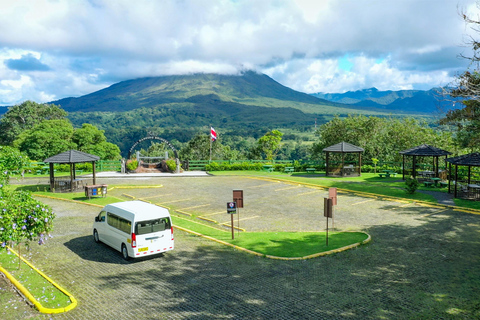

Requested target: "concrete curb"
[{"left": 1, "top": 247, "right": 77, "bottom": 314}]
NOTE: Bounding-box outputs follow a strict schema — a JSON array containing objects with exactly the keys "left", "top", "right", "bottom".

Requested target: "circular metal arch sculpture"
[{"left": 127, "top": 135, "right": 179, "bottom": 160}]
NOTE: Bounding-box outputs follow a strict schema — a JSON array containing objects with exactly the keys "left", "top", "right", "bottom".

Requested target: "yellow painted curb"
[
  {"left": 175, "top": 209, "right": 193, "bottom": 216},
  {"left": 33, "top": 194, "right": 104, "bottom": 208},
  {"left": 197, "top": 216, "right": 218, "bottom": 224},
  {"left": 173, "top": 225, "right": 370, "bottom": 260},
  {"left": 1, "top": 247, "right": 77, "bottom": 314}
]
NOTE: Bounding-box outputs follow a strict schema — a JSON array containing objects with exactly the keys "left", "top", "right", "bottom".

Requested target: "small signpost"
[
  {"left": 324, "top": 197, "right": 333, "bottom": 246},
  {"left": 233, "top": 190, "right": 243, "bottom": 236},
  {"left": 227, "top": 201, "right": 237, "bottom": 239},
  {"left": 329, "top": 187, "right": 337, "bottom": 230}
]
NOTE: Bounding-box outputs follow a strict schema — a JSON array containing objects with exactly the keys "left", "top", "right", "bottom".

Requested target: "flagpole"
[{"left": 209, "top": 125, "right": 212, "bottom": 161}]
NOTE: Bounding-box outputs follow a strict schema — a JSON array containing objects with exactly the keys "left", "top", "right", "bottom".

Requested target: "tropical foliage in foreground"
[{"left": 0, "top": 146, "right": 55, "bottom": 251}]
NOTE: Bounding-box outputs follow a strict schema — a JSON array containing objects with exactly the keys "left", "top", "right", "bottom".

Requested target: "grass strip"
[{"left": 0, "top": 247, "right": 74, "bottom": 311}]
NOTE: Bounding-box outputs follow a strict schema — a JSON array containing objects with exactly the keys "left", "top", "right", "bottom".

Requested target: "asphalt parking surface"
[{"left": 2, "top": 175, "right": 480, "bottom": 319}]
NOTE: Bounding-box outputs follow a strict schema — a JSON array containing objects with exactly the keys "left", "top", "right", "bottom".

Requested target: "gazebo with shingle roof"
[
  {"left": 323, "top": 142, "right": 364, "bottom": 177},
  {"left": 399, "top": 144, "right": 451, "bottom": 180},
  {"left": 446, "top": 152, "right": 480, "bottom": 198},
  {"left": 44, "top": 150, "right": 100, "bottom": 192}
]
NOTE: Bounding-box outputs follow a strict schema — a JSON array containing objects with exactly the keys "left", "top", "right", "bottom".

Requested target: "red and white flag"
[{"left": 211, "top": 127, "right": 217, "bottom": 141}]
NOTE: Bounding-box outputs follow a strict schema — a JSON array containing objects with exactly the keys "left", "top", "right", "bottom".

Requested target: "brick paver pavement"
[{"left": 2, "top": 175, "right": 480, "bottom": 319}]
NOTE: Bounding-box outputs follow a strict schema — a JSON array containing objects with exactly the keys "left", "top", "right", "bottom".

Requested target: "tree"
[
  {"left": 13, "top": 119, "right": 76, "bottom": 160},
  {"left": 257, "top": 130, "right": 283, "bottom": 161},
  {"left": 440, "top": 4, "right": 480, "bottom": 150},
  {"left": 179, "top": 133, "right": 231, "bottom": 160},
  {"left": 13, "top": 121, "right": 121, "bottom": 161},
  {"left": 72, "top": 123, "right": 121, "bottom": 160},
  {"left": 0, "top": 101, "right": 67, "bottom": 146}
]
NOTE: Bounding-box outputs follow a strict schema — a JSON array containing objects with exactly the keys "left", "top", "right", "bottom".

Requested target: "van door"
[
  {"left": 134, "top": 217, "right": 173, "bottom": 254},
  {"left": 94, "top": 211, "right": 108, "bottom": 244}
]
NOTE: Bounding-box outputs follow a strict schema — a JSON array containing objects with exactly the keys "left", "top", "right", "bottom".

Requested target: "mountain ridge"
[{"left": 311, "top": 87, "right": 455, "bottom": 113}]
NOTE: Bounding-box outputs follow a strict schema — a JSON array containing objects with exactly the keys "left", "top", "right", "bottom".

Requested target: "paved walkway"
[
  {"left": 84, "top": 171, "right": 210, "bottom": 178},
  {"left": 417, "top": 189, "right": 455, "bottom": 206}
]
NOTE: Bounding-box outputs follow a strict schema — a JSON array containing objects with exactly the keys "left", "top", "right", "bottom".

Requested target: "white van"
[{"left": 93, "top": 200, "right": 174, "bottom": 260}]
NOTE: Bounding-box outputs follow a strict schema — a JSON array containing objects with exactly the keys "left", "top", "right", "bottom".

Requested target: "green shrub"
[
  {"left": 405, "top": 177, "right": 420, "bottom": 194},
  {"left": 166, "top": 159, "right": 177, "bottom": 172},
  {"left": 126, "top": 160, "right": 138, "bottom": 171}
]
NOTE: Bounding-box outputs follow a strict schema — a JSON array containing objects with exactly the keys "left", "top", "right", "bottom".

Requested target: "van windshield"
[{"left": 135, "top": 218, "right": 171, "bottom": 235}]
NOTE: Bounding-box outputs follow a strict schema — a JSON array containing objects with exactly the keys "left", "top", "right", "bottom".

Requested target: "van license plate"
[{"left": 138, "top": 247, "right": 148, "bottom": 252}]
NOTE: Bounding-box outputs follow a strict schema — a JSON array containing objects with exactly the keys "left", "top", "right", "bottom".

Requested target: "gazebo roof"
[
  {"left": 446, "top": 152, "right": 480, "bottom": 166},
  {"left": 44, "top": 150, "right": 100, "bottom": 164},
  {"left": 323, "top": 142, "right": 364, "bottom": 153},
  {"left": 399, "top": 144, "right": 451, "bottom": 156}
]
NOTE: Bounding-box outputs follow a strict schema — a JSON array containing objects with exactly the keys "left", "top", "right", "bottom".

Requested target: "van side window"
[
  {"left": 136, "top": 218, "right": 170, "bottom": 235},
  {"left": 98, "top": 211, "right": 106, "bottom": 222},
  {"left": 107, "top": 212, "right": 132, "bottom": 234}
]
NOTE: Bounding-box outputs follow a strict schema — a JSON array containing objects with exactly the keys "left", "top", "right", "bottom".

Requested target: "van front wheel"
[
  {"left": 121, "top": 244, "right": 130, "bottom": 260},
  {"left": 93, "top": 229, "right": 100, "bottom": 243}
]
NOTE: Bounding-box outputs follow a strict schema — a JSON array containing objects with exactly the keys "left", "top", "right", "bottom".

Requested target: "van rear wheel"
[
  {"left": 121, "top": 244, "right": 130, "bottom": 260},
  {"left": 93, "top": 229, "right": 100, "bottom": 243}
]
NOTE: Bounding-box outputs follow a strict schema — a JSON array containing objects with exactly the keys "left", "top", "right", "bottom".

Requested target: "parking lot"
[{"left": 2, "top": 175, "right": 480, "bottom": 319}]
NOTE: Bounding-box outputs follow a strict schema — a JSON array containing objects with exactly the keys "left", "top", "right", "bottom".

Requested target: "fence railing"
[{"left": 96, "top": 160, "right": 121, "bottom": 172}]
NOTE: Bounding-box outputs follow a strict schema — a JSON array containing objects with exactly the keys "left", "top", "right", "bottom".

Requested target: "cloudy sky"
[{"left": 0, "top": 0, "right": 478, "bottom": 106}]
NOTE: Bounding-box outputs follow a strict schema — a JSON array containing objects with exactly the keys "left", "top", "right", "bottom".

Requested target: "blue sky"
[{"left": 0, "top": 0, "right": 478, "bottom": 106}]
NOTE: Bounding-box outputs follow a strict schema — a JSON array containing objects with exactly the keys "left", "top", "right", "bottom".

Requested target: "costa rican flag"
[{"left": 211, "top": 127, "right": 217, "bottom": 141}]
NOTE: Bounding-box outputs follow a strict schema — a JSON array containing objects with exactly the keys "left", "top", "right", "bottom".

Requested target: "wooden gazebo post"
[{"left": 92, "top": 161, "right": 96, "bottom": 185}]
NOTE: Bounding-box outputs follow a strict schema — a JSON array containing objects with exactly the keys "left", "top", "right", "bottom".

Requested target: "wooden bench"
[
  {"left": 439, "top": 181, "right": 448, "bottom": 188},
  {"left": 284, "top": 167, "right": 294, "bottom": 173},
  {"left": 306, "top": 168, "right": 316, "bottom": 173}
]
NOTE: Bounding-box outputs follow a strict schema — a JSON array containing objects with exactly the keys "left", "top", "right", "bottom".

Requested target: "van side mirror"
[{"left": 95, "top": 216, "right": 99, "bottom": 222}]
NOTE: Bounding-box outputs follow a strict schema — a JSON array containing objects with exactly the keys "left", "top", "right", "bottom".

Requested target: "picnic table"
[
  {"left": 262, "top": 165, "right": 273, "bottom": 172},
  {"left": 419, "top": 170, "right": 435, "bottom": 178},
  {"left": 306, "top": 168, "right": 316, "bottom": 173},
  {"left": 468, "top": 184, "right": 480, "bottom": 200},
  {"left": 378, "top": 170, "right": 397, "bottom": 178},
  {"left": 430, "top": 177, "right": 441, "bottom": 187},
  {"left": 424, "top": 181, "right": 434, "bottom": 187}
]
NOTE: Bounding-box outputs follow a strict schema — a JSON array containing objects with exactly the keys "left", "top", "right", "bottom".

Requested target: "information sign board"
[{"left": 227, "top": 202, "right": 237, "bottom": 214}]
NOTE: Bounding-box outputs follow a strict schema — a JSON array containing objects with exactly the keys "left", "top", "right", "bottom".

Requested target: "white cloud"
[{"left": 0, "top": 0, "right": 477, "bottom": 104}]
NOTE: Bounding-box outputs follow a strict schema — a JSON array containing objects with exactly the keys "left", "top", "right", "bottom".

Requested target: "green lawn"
[
  {"left": 230, "top": 231, "right": 368, "bottom": 257},
  {"left": 171, "top": 215, "right": 368, "bottom": 257}
]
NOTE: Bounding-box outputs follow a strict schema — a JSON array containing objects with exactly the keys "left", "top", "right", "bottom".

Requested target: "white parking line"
[
  {"left": 178, "top": 204, "right": 210, "bottom": 211},
  {"left": 160, "top": 198, "right": 192, "bottom": 204},
  {"left": 297, "top": 189, "right": 323, "bottom": 196},
  {"left": 275, "top": 185, "right": 302, "bottom": 191}
]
